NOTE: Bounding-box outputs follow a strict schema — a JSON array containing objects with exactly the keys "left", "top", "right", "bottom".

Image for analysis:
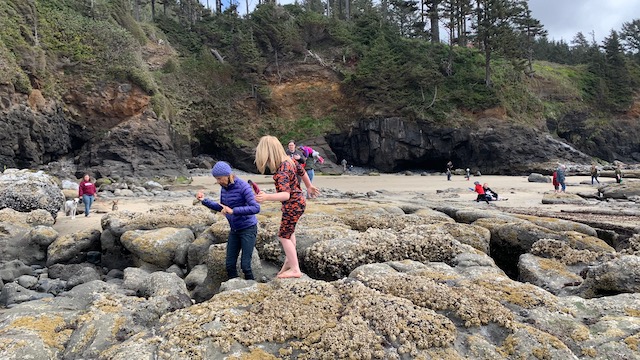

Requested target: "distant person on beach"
[
  {"left": 615, "top": 165, "right": 623, "bottom": 183},
  {"left": 473, "top": 181, "right": 490, "bottom": 204},
  {"left": 552, "top": 170, "right": 560, "bottom": 193},
  {"left": 465, "top": 168, "right": 471, "bottom": 181},
  {"left": 298, "top": 145, "right": 324, "bottom": 183},
  {"left": 556, "top": 164, "right": 567, "bottom": 192},
  {"left": 483, "top": 183, "right": 498, "bottom": 201},
  {"left": 78, "top": 174, "right": 97, "bottom": 217},
  {"left": 285, "top": 140, "right": 306, "bottom": 165},
  {"left": 446, "top": 161, "right": 453, "bottom": 181},
  {"left": 341, "top": 159, "right": 347, "bottom": 172},
  {"left": 196, "top": 161, "right": 260, "bottom": 281},
  {"left": 254, "top": 135, "right": 319, "bottom": 279},
  {"left": 590, "top": 164, "right": 600, "bottom": 185}
]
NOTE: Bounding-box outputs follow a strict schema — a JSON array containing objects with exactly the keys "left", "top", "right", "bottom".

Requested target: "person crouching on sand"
[{"left": 254, "top": 135, "right": 319, "bottom": 279}]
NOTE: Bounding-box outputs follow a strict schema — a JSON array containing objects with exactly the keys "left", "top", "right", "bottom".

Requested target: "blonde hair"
[{"left": 255, "top": 135, "right": 293, "bottom": 174}]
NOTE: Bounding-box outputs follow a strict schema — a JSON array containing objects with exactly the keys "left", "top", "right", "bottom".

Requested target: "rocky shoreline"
[{"left": 0, "top": 168, "right": 639, "bottom": 359}]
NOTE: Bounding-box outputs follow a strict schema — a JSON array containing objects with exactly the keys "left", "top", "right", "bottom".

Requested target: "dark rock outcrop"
[
  {"left": 0, "top": 170, "right": 65, "bottom": 218},
  {"left": 328, "top": 117, "right": 594, "bottom": 174},
  {"left": 76, "top": 112, "right": 188, "bottom": 178}
]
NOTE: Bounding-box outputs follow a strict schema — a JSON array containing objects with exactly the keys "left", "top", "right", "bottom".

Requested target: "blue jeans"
[
  {"left": 226, "top": 224, "right": 257, "bottom": 280},
  {"left": 559, "top": 181, "right": 566, "bottom": 192},
  {"left": 306, "top": 169, "right": 314, "bottom": 183},
  {"left": 82, "top": 194, "right": 94, "bottom": 216}
]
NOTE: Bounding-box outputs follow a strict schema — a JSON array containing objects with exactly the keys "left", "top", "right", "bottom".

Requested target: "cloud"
[{"left": 529, "top": 0, "right": 640, "bottom": 43}]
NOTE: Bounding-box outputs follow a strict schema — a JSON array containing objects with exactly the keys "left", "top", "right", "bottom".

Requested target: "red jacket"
[
  {"left": 79, "top": 181, "right": 97, "bottom": 196},
  {"left": 474, "top": 183, "right": 485, "bottom": 195}
]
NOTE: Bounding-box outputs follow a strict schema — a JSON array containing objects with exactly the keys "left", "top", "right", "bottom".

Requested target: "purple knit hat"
[{"left": 211, "top": 161, "right": 232, "bottom": 177}]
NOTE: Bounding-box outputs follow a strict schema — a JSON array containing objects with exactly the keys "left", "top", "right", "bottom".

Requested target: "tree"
[
  {"left": 388, "top": 0, "right": 425, "bottom": 38},
  {"left": 472, "top": 0, "right": 519, "bottom": 87},
  {"left": 602, "top": 30, "right": 632, "bottom": 111},
  {"left": 441, "top": 0, "right": 472, "bottom": 46},
  {"left": 512, "top": 0, "right": 546, "bottom": 75},
  {"left": 621, "top": 19, "right": 640, "bottom": 61}
]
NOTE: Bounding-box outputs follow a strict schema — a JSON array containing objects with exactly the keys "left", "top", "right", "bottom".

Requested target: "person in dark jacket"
[
  {"left": 556, "top": 164, "right": 567, "bottom": 192},
  {"left": 78, "top": 174, "right": 97, "bottom": 217},
  {"left": 196, "top": 161, "right": 261, "bottom": 280}
]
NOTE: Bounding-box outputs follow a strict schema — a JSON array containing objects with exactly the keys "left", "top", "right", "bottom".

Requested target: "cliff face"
[{"left": 0, "top": 79, "right": 187, "bottom": 178}]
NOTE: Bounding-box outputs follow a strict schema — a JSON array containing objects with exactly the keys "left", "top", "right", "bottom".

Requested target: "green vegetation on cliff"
[{"left": 1, "top": 0, "right": 639, "bottom": 157}]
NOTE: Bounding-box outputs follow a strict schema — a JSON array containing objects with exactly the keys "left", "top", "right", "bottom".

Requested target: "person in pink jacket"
[{"left": 78, "top": 174, "right": 97, "bottom": 217}]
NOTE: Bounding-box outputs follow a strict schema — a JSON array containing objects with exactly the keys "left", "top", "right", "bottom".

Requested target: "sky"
[
  {"left": 200, "top": 0, "right": 640, "bottom": 44},
  {"left": 528, "top": 0, "right": 640, "bottom": 44}
]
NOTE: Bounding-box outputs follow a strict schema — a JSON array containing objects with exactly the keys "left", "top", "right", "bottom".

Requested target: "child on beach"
[
  {"left": 472, "top": 181, "right": 490, "bottom": 204},
  {"left": 552, "top": 170, "right": 559, "bottom": 193},
  {"left": 254, "top": 136, "right": 319, "bottom": 279}
]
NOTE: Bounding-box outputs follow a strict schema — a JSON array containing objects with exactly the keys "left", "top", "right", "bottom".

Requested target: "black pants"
[{"left": 476, "top": 194, "right": 490, "bottom": 204}]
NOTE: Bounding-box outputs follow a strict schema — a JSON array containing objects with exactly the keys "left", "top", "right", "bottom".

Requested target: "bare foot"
[
  {"left": 277, "top": 269, "right": 302, "bottom": 279},
  {"left": 277, "top": 260, "right": 290, "bottom": 275}
]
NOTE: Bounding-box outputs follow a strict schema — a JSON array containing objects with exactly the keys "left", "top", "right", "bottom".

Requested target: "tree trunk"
[
  {"left": 345, "top": 0, "right": 350, "bottom": 20},
  {"left": 484, "top": 42, "right": 492, "bottom": 87},
  {"left": 429, "top": 0, "right": 440, "bottom": 43},
  {"left": 134, "top": 0, "right": 140, "bottom": 21},
  {"left": 151, "top": 0, "right": 156, "bottom": 19}
]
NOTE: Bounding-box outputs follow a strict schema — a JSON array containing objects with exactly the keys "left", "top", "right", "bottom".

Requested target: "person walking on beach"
[
  {"left": 196, "top": 161, "right": 260, "bottom": 281},
  {"left": 78, "top": 174, "right": 97, "bottom": 217},
  {"left": 615, "top": 165, "right": 623, "bottom": 183},
  {"left": 552, "top": 170, "right": 560, "bottom": 193},
  {"left": 341, "top": 159, "right": 347, "bottom": 172},
  {"left": 465, "top": 168, "right": 471, "bottom": 181},
  {"left": 590, "top": 164, "right": 600, "bottom": 185},
  {"left": 556, "top": 164, "right": 567, "bottom": 192},
  {"left": 254, "top": 136, "right": 319, "bottom": 279}
]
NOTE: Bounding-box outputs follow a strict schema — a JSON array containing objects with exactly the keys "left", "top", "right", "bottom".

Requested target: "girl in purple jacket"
[{"left": 196, "top": 161, "right": 260, "bottom": 280}]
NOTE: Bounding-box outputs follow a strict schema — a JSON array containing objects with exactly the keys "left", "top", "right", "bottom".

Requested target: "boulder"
[
  {"left": 0, "top": 260, "right": 34, "bottom": 282},
  {"left": 46, "top": 229, "right": 101, "bottom": 266},
  {"left": 193, "top": 243, "right": 261, "bottom": 302},
  {"left": 598, "top": 181, "right": 640, "bottom": 200},
  {"left": 184, "top": 264, "right": 207, "bottom": 291},
  {"left": 0, "top": 169, "right": 65, "bottom": 218},
  {"left": 576, "top": 255, "right": 640, "bottom": 298},
  {"left": 541, "top": 192, "right": 589, "bottom": 205},
  {"left": 518, "top": 254, "right": 583, "bottom": 295},
  {"left": 0, "top": 213, "right": 57, "bottom": 266},
  {"left": 120, "top": 227, "right": 195, "bottom": 269},
  {"left": 0, "top": 282, "right": 53, "bottom": 306},
  {"left": 528, "top": 173, "right": 551, "bottom": 183}
]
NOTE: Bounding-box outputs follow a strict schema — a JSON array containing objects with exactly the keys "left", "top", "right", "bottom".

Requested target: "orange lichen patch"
[
  {"left": 624, "top": 333, "right": 640, "bottom": 351},
  {"left": 229, "top": 348, "right": 279, "bottom": 360},
  {"left": 537, "top": 258, "right": 582, "bottom": 280},
  {"left": 570, "top": 326, "right": 591, "bottom": 342},
  {"left": 3, "top": 315, "right": 72, "bottom": 351},
  {"left": 581, "top": 347, "right": 597, "bottom": 357},
  {"left": 0, "top": 338, "right": 29, "bottom": 352},
  {"left": 473, "top": 278, "right": 559, "bottom": 310},
  {"left": 625, "top": 308, "right": 640, "bottom": 317}
]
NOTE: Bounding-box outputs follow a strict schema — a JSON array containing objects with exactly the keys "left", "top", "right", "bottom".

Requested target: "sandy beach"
[{"left": 53, "top": 173, "right": 620, "bottom": 236}]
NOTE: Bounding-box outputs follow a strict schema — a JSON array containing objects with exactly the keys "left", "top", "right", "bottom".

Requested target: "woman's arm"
[
  {"left": 231, "top": 184, "right": 261, "bottom": 215},
  {"left": 255, "top": 191, "right": 290, "bottom": 203}
]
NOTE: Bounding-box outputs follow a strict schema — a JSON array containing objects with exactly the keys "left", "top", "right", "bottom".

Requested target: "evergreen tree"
[
  {"left": 441, "top": 0, "right": 472, "bottom": 46},
  {"left": 620, "top": 19, "right": 640, "bottom": 61},
  {"left": 472, "top": 0, "right": 519, "bottom": 87},
  {"left": 512, "top": 0, "right": 546, "bottom": 76},
  {"left": 602, "top": 30, "right": 632, "bottom": 111},
  {"left": 388, "top": 0, "right": 425, "bottom": 38}
]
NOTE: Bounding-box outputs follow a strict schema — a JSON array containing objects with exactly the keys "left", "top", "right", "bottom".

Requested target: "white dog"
[{"left": 64, "top": 198, "right": 80, "bottom": 219}]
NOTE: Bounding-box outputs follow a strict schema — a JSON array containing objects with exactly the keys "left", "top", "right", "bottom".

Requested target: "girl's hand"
[
  {"left": 221, "top": 205, "right": 233, "bottom": 215},
  {"left": 255, "top": 191, "right": 266, "bottom": 203},
  {"left": 307, "top": 186, "right": 320, "bottom": 198},
  {"left": 196, "top": 191, "right": 205, "bottom": 201}
]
